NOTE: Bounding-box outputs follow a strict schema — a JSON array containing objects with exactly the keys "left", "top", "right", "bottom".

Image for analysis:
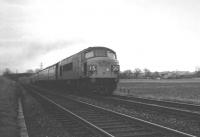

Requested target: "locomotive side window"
[
  {"left": 63, "top": 62, "right": 73, "bottom": 71},
  {"left": 84, "top": 62, "right": 87, "bottom": 75},
  {"left": 60, "top": 66, "right": 62, "bottom": 76},
  {"left": 107, "top": 51, "right": 116, "bottom": 59},
  {"left": 85, "top": 51, "right": 94, "bottom": 58}
]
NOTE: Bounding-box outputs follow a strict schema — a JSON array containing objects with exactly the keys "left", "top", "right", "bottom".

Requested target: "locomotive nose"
[
  {"left": 102, "top": 67, "right": 110, "bottom": 75},
  {"left": 98, "top": 60, "right": 111, "bottom": 73},
  {"left": 88, "top": 59, "right": 118, "bottom": 78}
]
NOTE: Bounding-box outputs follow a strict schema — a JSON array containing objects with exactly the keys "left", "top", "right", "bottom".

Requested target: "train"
[{"left": 31, "top": 46, "right": 120, "bottom": 95}]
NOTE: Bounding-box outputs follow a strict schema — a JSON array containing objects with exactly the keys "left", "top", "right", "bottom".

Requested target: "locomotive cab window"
[
  {"left": 95, "top": 49, "right": 106, "bottom": 57},
  {"left": 85, "top": 48, "right": 116, "bottom": 59},
  {"left": 85, "top": 51, "right": 94, "bottom": 58},
  {"left": 63, "top": 62, "right": 73, "bottom": 71},
  {"left": 107, "top": 51, "right": 116, "bottom": 59}
]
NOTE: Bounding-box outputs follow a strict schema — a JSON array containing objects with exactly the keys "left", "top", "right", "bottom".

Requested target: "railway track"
[
  {"left": 111, "top": 95, "right": 200, "bottom": 119},
  {"left": 25, "top": 87, "right": 110, "bottom": 137},
  {"left": 24, "top": 85, "right": 196, "bottom": 137}
]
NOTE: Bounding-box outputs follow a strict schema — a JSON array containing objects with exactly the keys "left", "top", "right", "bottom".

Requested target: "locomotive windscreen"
[
  {"left": 107, "top": 50, "right": 116, "bottom": 59},
  {"left": 95, "top": 49, "right": 107, "bottom": 57},
  {"left": 85, "top": 48, "right": 116, "bottom": 59}
]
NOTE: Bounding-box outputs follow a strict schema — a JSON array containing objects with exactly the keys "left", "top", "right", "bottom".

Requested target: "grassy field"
[
  {"left": 115, "top": 79, "right": 200, "bottom": 104},
  {"left": 0, "top": 77, "right": 19, "bottom": 137}
]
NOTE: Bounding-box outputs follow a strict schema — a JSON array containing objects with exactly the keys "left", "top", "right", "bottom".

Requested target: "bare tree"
[
  {"left": 195, "top": 68, "right": 200, "bottom": 77},
  {"left": 152, "top": 71, "right": 160, "bottom": 79},
  {"left": 144, "top": 68, "right": 151, "bottom": 79},
  {"left": 133, "top": 68, "right": 141, "bottom": 79},
  {"left": 119, "top": 70, "right": 133, "bottom": 79},
  {"left": 26, "top": 69, "right": 34, "bottom": 73},
  {"left": 34, "top": 68, "right": 41, "bottom": 73},
  {"left": 3, "top": 68, "right": 12, "bottom": 76}
]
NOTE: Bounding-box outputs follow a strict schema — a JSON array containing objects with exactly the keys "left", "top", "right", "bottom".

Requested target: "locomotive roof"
[
  {"left": 83, "top": 46, "right": 116, "bottom": 54},
  {"left": 36, "top": 46, "right": 116, "bottom": 73},
  {"left": 61, "top": 46, "right": 116, "bottom": 61}
]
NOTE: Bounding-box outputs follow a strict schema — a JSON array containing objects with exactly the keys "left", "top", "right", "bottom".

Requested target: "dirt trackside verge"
[
  {"left": 0, "top": 77, "right": 20, "bottom": 137},
  {"left": 21, "top": 87, "right": 72, "bottom": 137}
]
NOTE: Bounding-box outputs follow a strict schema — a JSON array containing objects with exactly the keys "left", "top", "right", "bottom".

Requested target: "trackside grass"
[
  {"left": 115, "top": 79, "right": 200, "bottom": 104},
  {"left": 0, "top": 77, "right": 19, "bottom": 137}
]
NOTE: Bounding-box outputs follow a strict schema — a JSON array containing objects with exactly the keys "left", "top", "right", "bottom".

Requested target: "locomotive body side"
[{"left": 57, "top": 53, "right": 82, "bottom": 80}]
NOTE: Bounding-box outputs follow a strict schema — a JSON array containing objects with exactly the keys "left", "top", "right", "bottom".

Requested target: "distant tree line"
[
  {"left": 2, "top": 68, "right": 40, "bottom": 77},
  {"left": 2, "top": 68, "right": 37, "bottom": 81},
  {"left": 2, "top": 67, "right": 200, "bottom": 79},
  {"left": 2, "top": 68, "right": 12, "bottom": 76},
  {"left": 119, "top": 68, "right": 200, "bottom": 79}
]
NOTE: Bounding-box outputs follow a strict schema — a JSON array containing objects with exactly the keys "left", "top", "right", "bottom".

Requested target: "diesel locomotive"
[{"left": 31, "top": 46, "right": 120, "bottom": 95}]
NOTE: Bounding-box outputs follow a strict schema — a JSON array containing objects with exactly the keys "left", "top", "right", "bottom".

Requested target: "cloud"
[
  {"left": 0, "top": 1, "right": 86, "bottom": 73},
  {"left": 21, "top": 40, "right": 80, "bottom": 59},
  {"left": 1, "top": 0, "right": 200, "bottom": 73},
  {"left": 2, "top": 0, "right": 29, "bottom": 5},
  {"left": 0, "top": 40, "right": 83, "bottom": 72},
  {"left": 0, "top": 0, "right": 29, "bottom": 41}
]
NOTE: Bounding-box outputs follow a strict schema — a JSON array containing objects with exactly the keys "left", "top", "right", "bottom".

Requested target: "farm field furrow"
[{"left": 115, "top": 79, "right": 200, "bottom": 104}]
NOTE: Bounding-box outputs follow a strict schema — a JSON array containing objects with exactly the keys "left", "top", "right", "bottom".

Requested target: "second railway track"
[
  {"left": 103, "top": 94, "right": 200, "bottom": 121},
  {"left": 114, "top": 95, "right": 200, "bottom": 114},
  {"left": 24, "top": 85, "right": 196, "bottom": 137}
]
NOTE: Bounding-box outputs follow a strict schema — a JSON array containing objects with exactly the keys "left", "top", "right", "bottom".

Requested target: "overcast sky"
[{"left": 1, "top": 0, "right": 200, "bottom": 74}]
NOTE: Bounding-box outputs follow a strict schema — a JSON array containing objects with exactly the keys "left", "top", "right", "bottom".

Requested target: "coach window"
[
  {"left": 85, "top": 51, "right": 94, "bottom": 58},
  {"left": 107, "top": 51, "right": 116, "bottom": 59}
]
